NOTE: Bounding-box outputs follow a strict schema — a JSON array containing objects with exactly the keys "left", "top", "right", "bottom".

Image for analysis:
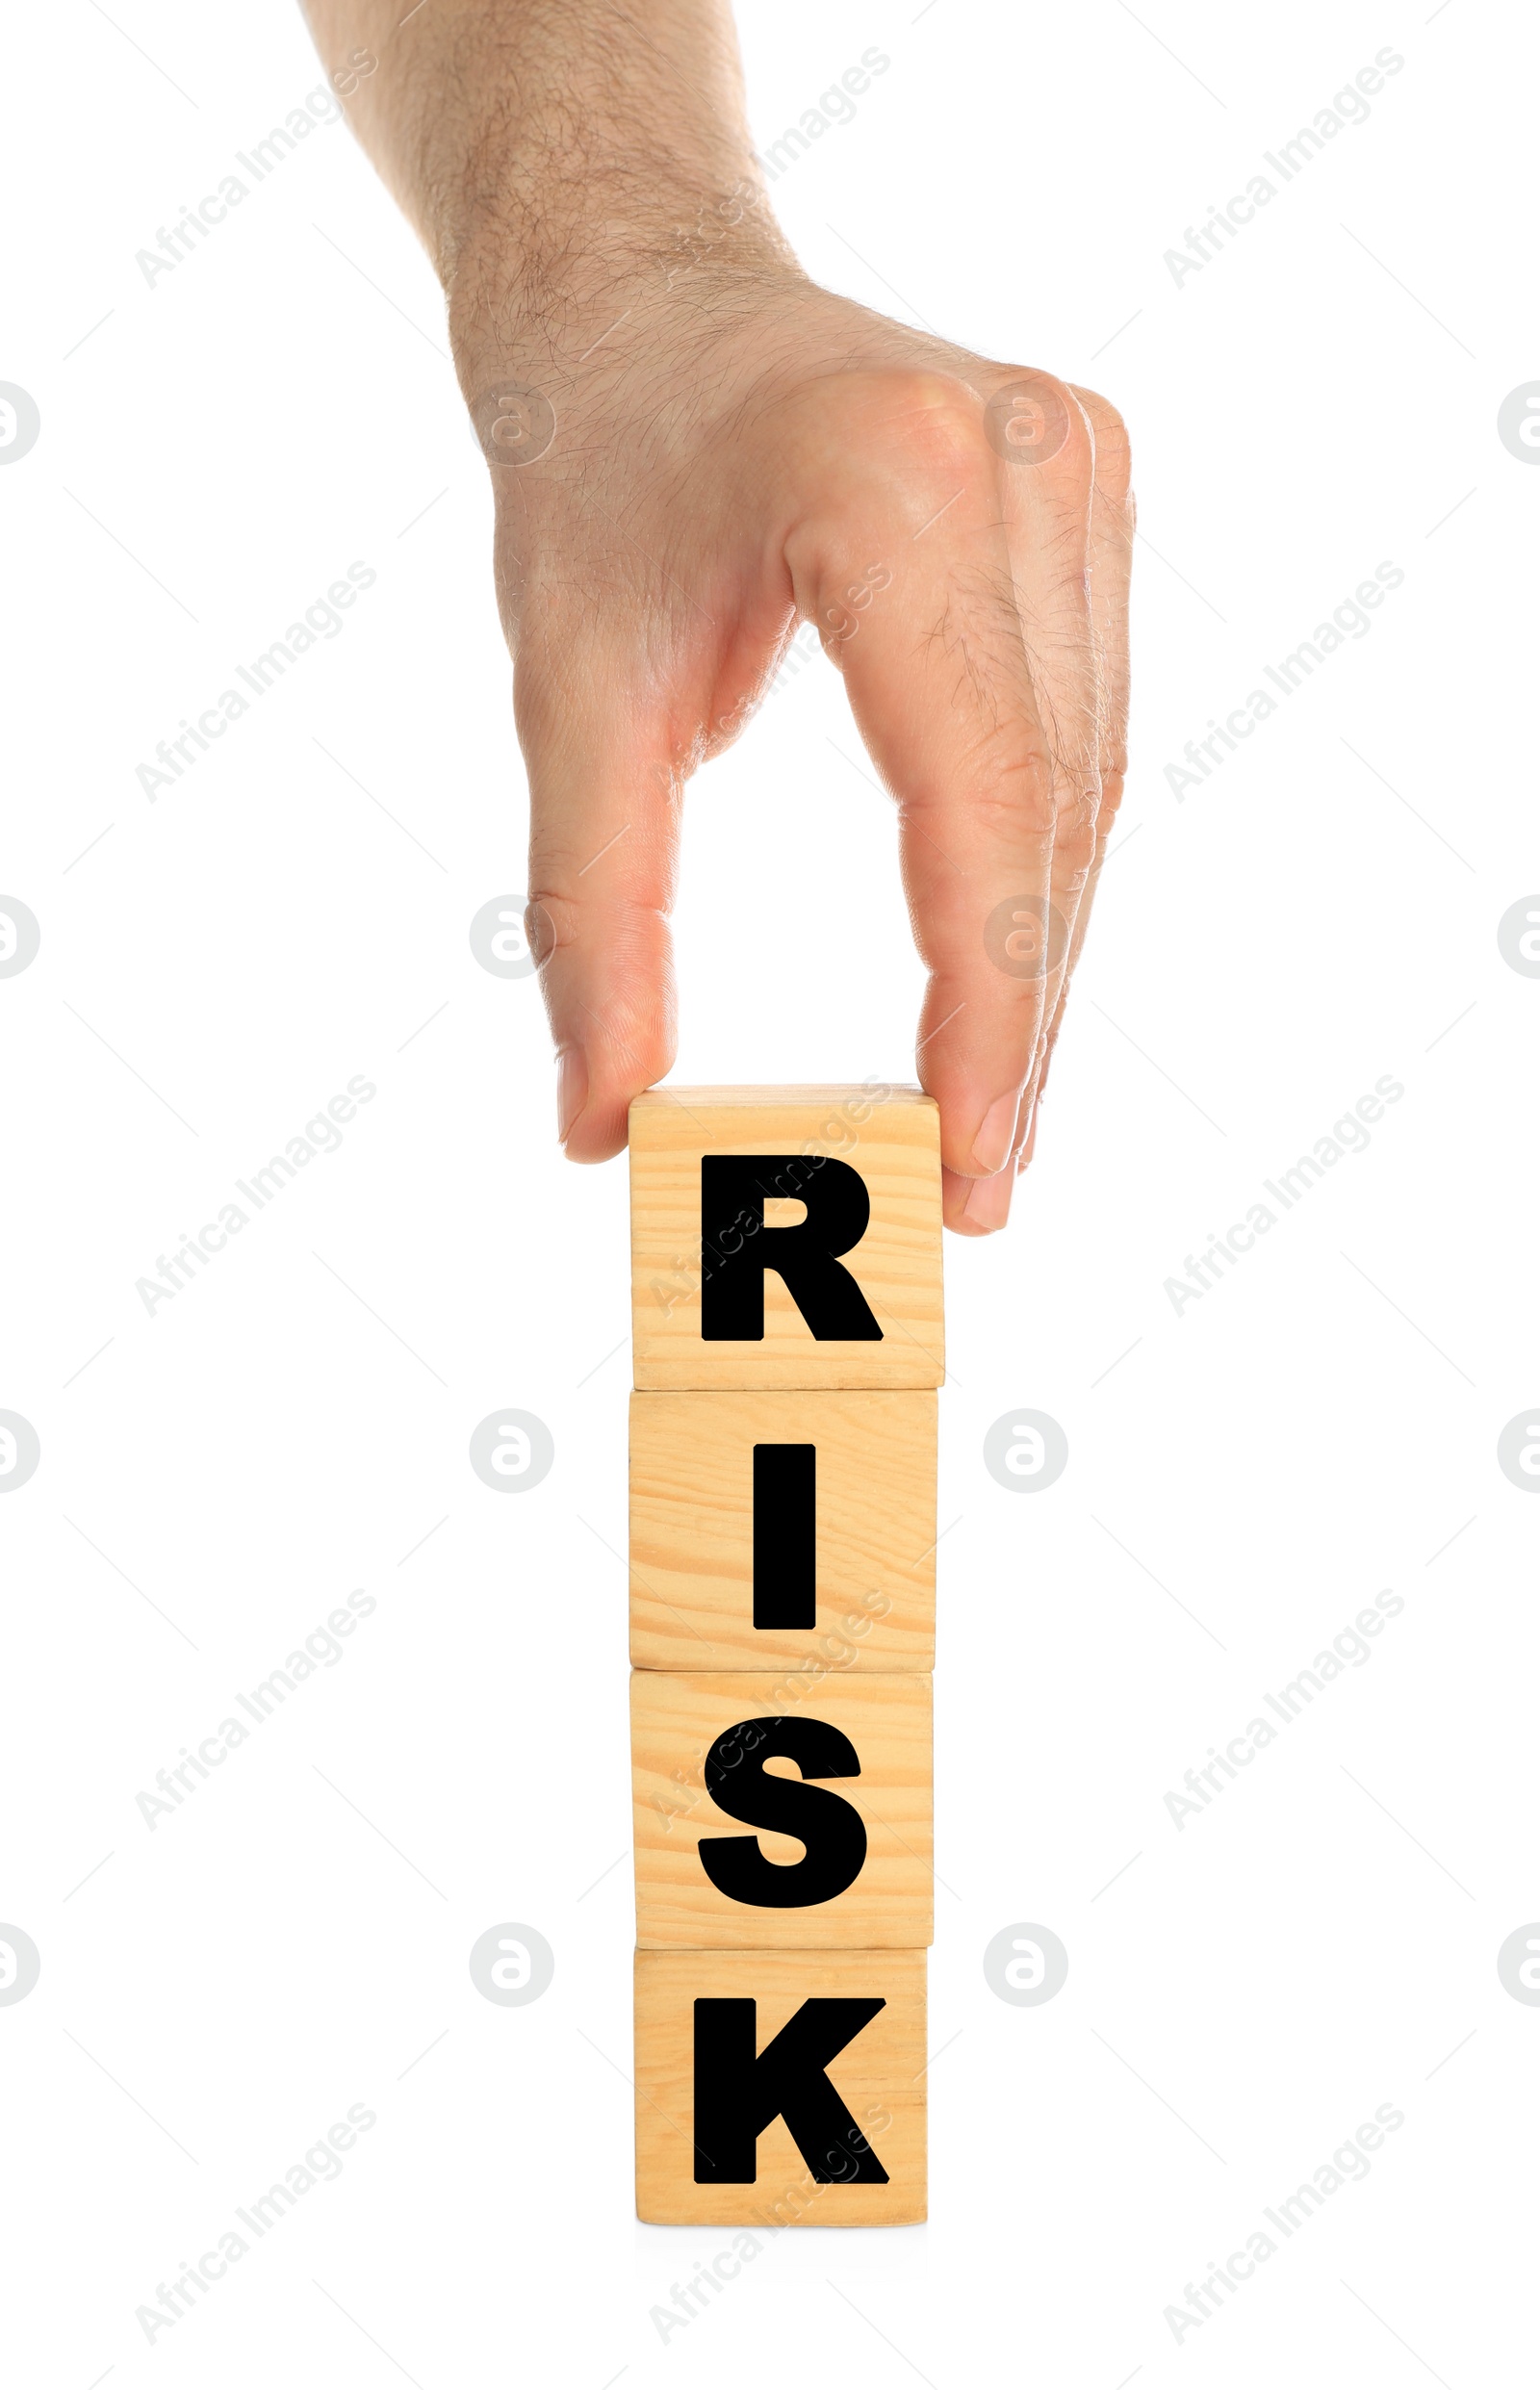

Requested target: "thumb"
[{"left": 517, "top": 640, "right": 680, "bottom": 1161}]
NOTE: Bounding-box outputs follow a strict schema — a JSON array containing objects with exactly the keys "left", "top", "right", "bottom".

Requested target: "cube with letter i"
[{"left": 629, "top": 1087, "right": 940, "bottom": 2225}]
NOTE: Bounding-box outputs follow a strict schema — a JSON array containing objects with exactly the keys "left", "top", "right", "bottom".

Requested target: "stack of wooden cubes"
[{"left": 629, "top": 1086, "right": 941, "bottom": 2226}]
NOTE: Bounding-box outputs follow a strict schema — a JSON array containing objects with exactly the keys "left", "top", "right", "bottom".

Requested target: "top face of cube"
[{"left": 629, "top": 1085, "right": 943, "bottom": 1390}]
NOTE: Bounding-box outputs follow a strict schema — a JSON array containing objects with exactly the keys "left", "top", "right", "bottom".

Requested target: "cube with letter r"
[{"left": 629, "top": 1086, "right": 942, "bottom": 1391}]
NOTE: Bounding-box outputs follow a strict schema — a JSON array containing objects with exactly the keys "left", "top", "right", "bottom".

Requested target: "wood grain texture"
[
  {"left": 634, "top": 1947, "right": 926, "bottom": 2225},
  {"left": 629, "top": 1389, "right": 936, "bottom": 1670},
  {"left": 629, "top": 1086, "right": 943, "bottom": 1390},
  {"left": 631, "top": 1669, "right": 933, "bottom": 1949}
]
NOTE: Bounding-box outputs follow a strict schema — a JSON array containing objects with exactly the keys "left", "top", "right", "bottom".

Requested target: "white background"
[{"left": 3, "top": 0, "right": 1537, "bottom": 2382}]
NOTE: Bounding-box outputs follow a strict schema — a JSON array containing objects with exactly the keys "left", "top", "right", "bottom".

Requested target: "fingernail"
[
  {"left": 970, "top": 1091, "right": 1020, "bottom": 1175},
  {"left": 1015, "top": 1095, "right": 1040, "bottom": 1174},
  {"left": 557, "top": 1047, "right": 587, "bottom": 1145},
  {"left": 962, "top": 1165, "right": 1014, "bottom": 1233}
]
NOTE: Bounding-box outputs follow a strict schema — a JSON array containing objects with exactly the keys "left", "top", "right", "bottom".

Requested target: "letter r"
[{"left": 700, "top": 1156, "right": 883, "bottom": 1341}]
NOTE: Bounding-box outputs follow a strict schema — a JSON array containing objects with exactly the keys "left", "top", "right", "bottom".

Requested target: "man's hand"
[{"left": 302, "top": 0, "right": 1131, "bottom": 1233}]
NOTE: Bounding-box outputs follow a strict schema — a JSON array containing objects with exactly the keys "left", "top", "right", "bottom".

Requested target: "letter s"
[{"left": 699, "top": 1716, "right": 866, "bottom": 1906}]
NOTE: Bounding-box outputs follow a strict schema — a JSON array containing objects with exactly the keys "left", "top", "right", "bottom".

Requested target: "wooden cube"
[
  {"left": 634, "top": 1946, "right": 926, "bottom": 2225},
  {"left": 629, "top": 1086, "right": 943, "bottom": 1390},
  {"left": 631, "top": 1670, "right": 933, "bottom": 1948},
  {"left": 629, "top": 1389, "right": 937, "bottom": 1671}
]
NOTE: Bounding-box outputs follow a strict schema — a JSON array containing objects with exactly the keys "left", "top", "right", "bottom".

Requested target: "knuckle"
[
  {"left": 1006, "top": 365, "right": 1079, "bottom": 421},
  {"left": 1072, "top": 385, "right": 1134, "bottom": 502},
  {"left": 822, "top": 371, "right": 996, "bottom": 518},
  {"left": 792, "top": 366, "right": 981, "bottom": 474},
  {"left": 1056, "top": 775, "right": 1102, "bottom": 861},
  {"left": 523, "top": 888, "right": 578, "bottom": 957},
  {"left": 884, "top": 373, "right": 994, "bottom": 477},
  {"left": 1073, "top": 383, "right": 1129, "bottom": 445},
  {"left": 1096, "top": 764, "right": 1128, "bottom": 827},
  {"left": 517, "top": 893, "right": 565, "bottom": 982}
]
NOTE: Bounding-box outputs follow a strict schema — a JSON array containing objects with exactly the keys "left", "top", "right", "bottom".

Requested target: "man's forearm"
[{"left": 301, "top": 0, "right": 798, "bottom": 370}]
